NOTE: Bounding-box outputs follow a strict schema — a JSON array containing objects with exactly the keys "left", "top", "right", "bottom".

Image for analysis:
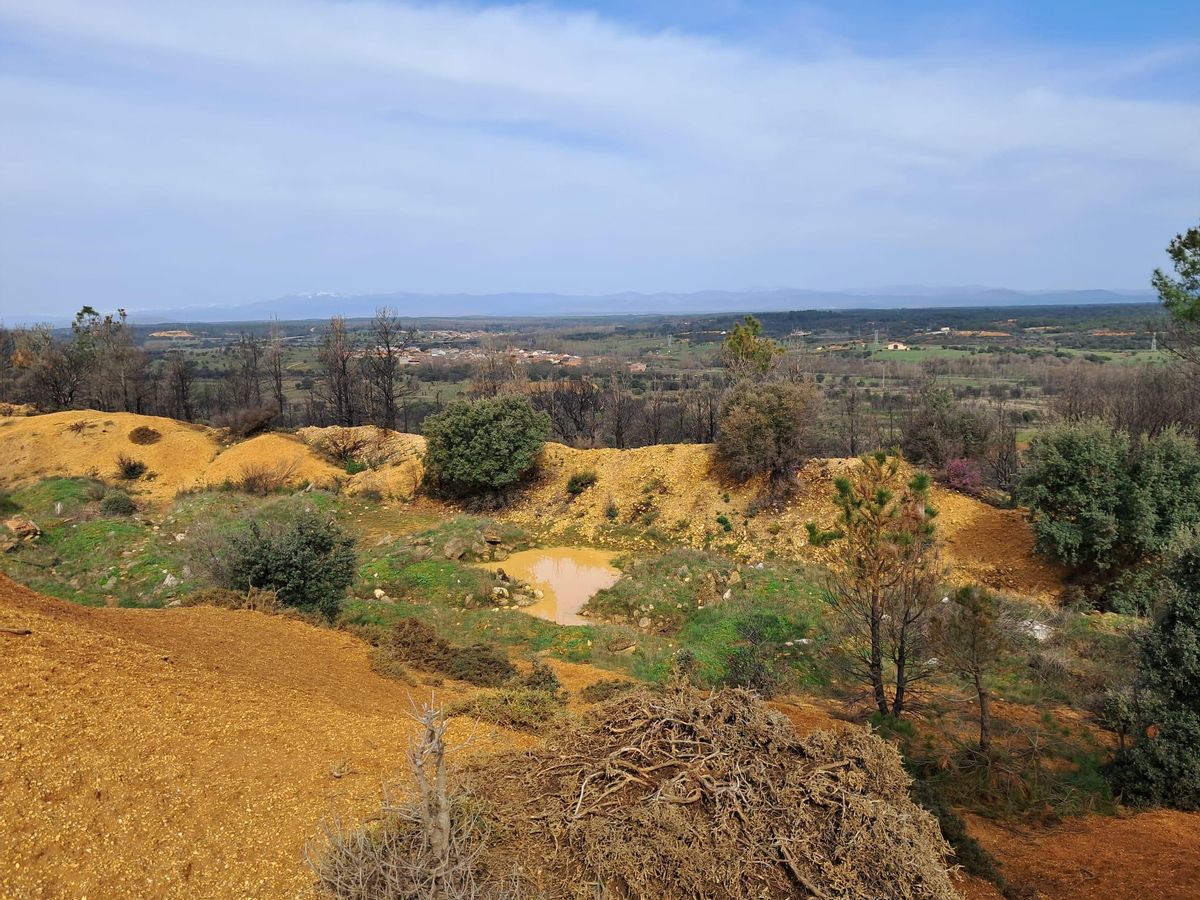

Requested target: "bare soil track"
[{"left": 0, "top": 574, "right": 527, "bottom": 899}]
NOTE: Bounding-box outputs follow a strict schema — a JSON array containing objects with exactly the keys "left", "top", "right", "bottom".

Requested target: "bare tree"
[
  {"left": 83, "top": 309, "right": 146, "bottom": 412},
  {"left": 319, "top": 316, "right": 359, "bottom": 426},
  {"left": 265, "top": 321, "right": 287, "bottom": 417},
  {"left": 230, "top": 332, "right": 264, "bottom": 409},
  {"left": 467, "top": 351, "right": 525, "bottom": 398},
  {"left": 11, "top": 319, "right": 93, "bottom": 409},
  {"left": 366, "top": 306, "right": 416, "bottom": 431},
  {"left": 531, "top": 376, "right": 605, "bottom": 446},
  {"left": 164, "top": 351, "right": 196, "bottom": 422}
]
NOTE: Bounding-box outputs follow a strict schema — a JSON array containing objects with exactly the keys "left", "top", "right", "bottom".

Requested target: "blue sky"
[{"left": 1, "top": 0, "right": 1198, "bottom": 317}]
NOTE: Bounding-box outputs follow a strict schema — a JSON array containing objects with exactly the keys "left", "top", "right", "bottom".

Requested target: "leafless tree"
[
  {"left": 230, "top": 331, "right": 264, "bottom": 409},
  {"left": 366, "top": 306, "right": 416, "bottom": 431},
  {"left": 164, "top": 351, "right": 196, "bottom": 421},
  {"left": 319, "top": 316, "right": 360, "bottom": 426},
  {"left": 265, "top": 321, "right": 287, "bottom": 417}
]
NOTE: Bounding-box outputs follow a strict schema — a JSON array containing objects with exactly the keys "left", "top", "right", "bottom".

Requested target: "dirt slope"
[
  {"left": 0, "top": 411, "right": 1062, "bottom": 599},
  {"left": 505, "top": 443, "right": 1063, "bottom": 601},
  {"left": 969, "top": 810, "right": 1200, "bottom": 899},
  {"left": 0, "top": 575, "right": 530, "bottom": 899}
]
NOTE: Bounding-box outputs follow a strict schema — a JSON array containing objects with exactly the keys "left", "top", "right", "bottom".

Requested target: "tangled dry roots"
[{"left": 479, "top": 682, "right": 957, "bottom": 900}]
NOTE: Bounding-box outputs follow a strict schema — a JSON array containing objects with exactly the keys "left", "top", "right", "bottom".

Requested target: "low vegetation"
[{"left": 208, "top": 509, "right": 356, "bottom": 620}]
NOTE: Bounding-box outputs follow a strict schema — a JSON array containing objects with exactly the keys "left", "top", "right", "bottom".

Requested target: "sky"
[{"left": 1, "top": 0, "right": 1198, "bottom": 318}]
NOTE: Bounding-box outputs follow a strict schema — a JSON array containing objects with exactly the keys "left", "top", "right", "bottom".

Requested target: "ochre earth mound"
[
  {"left": 0, "top": 575, "right": 531, "bottom": 899},
  {"left": 503, "top": 444, "right": 1064, "bottom": 601},
  {"left": 0, "top": 411, "right": 1063, "bottom": 599}
]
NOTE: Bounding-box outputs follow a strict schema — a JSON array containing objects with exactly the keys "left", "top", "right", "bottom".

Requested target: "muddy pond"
[{"left": 482, "top": 548, "right": 620, "bottom": 625}]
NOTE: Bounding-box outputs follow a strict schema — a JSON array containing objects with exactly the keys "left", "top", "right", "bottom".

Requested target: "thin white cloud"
[{"left": 0, "top": 0, "right": 1197, "bottom": 313}]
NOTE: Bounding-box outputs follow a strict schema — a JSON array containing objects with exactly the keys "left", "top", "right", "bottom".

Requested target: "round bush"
[
  {"left": 99, "top": 491, "right": 136, "bottom": 516},
  {"left": 421, "top": 396, "right": 549, "bottom": 502}
]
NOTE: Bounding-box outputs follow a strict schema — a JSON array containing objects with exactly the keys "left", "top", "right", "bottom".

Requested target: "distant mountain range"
[{"left": 124, "top": 286, "right": 1158, "bottom": 324}]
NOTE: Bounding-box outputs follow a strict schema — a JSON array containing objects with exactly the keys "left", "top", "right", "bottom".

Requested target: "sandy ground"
[
  {"left": 970, "top": 810, "right": 1200, "bottom": 899},
  {"left": 4, "top": 573, "right": 1195, "bottom": 899},
  {"left": 0, "top": 411, "right": 1063, "bottom": 601},
  {"left": 0, "top": 574, "right": 532, "bottom": 899}
]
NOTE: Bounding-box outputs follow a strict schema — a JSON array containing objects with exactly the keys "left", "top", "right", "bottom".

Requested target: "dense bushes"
[
  {"left": 422, "top": 396, "right": 549, "bottom": 503},
  {"left": 1108, "top": 529, "right": 1200, "bottom": 808},
  {"left": 371, "top": 618, "right": 518, "bottom": 687},
  {"left": 217, "top": 509, "right": 355, "bottom": 619},
  {"left": 715, "top": 379, "right": 820, "bottom": 495},
  {"left": 1018, "top": 422, "right": 1200, "bottom": 571},
  {"left": 214, "top": 405, "right": 277, "bottom": 439},
  {"left": 99, "top": 490, "right": 136, "bottom": 516},
  {"left": 566, "top": 469, "right": 597, "bottom": 495}
]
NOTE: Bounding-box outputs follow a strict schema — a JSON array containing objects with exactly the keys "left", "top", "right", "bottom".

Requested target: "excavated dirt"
[
  {"left": 0, "top": 411, "right": 1064, "bottom": 600},
  {"left": 969, "top": 810, "right": 1200, "bottom": 899},
  {"left": 504, "top": 444, "right": 1064, "bottom": 601},
  {"left": 0, "top": 574, "right": 534, "bottom": 899}
]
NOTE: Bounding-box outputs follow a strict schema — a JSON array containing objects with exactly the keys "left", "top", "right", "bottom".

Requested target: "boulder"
[
  {"left": 481, "top": 524, "right": 504, "bottom": 544},
  {"left": 3, "top": 517, "right": 40, "bottom": 541},
  {"left": 442, "top": 536, "right": 470, "bottom": 560}
]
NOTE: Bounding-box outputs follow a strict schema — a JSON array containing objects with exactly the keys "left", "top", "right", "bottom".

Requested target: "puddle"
[{"left": 483, "top": 547, "right": 619, "bottom": 625}]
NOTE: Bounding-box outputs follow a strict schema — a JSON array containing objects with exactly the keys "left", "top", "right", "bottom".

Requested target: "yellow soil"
[
  {"left": 0, "top": 412, "right": 344, "bottom": 502},
  {"left": 0, "top": 574, "right": 535, "bottom": 899},
  {"left": 0, "top": 410, "right": 221, "bottom": 500},
  {"left": 0, "top": 411, "right": 1064, "bottom": 600},
  {"left": 295, "top": 426, "right": 425, "bottom": 500},
  {"left": 504, "top": 445, "right": 1063, "bottom": 601},
  {"left": 203, "top": 432, "right": 343, "bottom": 491}
]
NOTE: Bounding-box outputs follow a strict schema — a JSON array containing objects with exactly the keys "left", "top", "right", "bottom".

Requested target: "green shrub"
[
  {"left": 115, "top": 454, "right": 147, "bottom": 480},
  {"left": 579, "top": 678, "right": 638, "bottom": 703},
  {"left": 1108, "top": 529, "right": 1200, "bottom": 808},
  {"left": 723, "top": 646, "right": 776, "bottom": 696},
  {"left": 344, "top": 459, "right": 367, "bottom": 475},
  {"left": 604, "top": 496, "right": 619, "bottom": 520},
  {"left": 1018, "top": 422, "right": 1131, "bottom": 569},
  {"left": 716, "top": 514, "right": 732, "bottom": 532},
  {"left": 1019, "top": 422, "right": 1200, "bottom": 571},
  {"left": 421, "top": 396, "right": 549, "bottom": 503},
  {"left": 218, "top": 510, "right": 356, "bottom": 619},
  {"left": 448, "top": 688, "right": 563, "bottom": 731},
  {"left": 1125, "top": 428, "right": 1200, "bottom": 556},
  {"left": 715, "top": 379, "right": 820, "bottom": 496},
  {"left": 372, "top": 618, "right": 517, "bottom": 687},
  {"left": 99, "top": 491, "right": 136, "bottom": 516},
  {"left": 1103, "top": 565, "right": 1159, "bottom": 616},
  {"left": 513, "top": 660, "right": 565, "bottom": 700},
  {"left": 567, "top": 470, "right": 597, "bottom": 496}
]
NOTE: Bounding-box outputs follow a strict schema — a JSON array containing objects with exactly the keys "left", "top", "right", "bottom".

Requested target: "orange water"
[{"left": 483, "top": 547, "right": 619, "bottom": 625}]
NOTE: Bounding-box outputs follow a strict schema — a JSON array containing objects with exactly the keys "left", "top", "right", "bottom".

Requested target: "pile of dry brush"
[{"left": 313, "top": 682, "right": 959, "bottom": 900}]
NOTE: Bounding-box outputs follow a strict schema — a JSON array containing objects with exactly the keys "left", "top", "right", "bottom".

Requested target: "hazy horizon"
[{"left": 2, "top": 0, "right": 1198, "bottom": 318}]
